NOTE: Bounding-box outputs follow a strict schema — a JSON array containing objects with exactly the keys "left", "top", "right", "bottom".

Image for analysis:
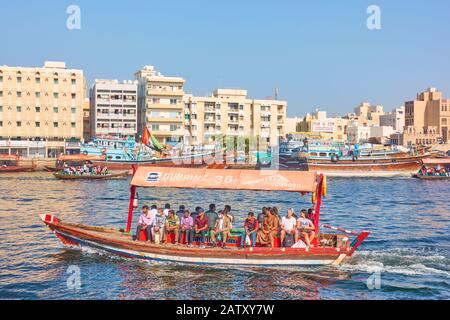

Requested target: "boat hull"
[
  {"left": 53, "top": 171, "right": 129, "bottom": 180},
  {"left": 0, "top": 165, "right": 36, "bottom": 173},
  {"left": 412, "top": 174, "right": 450, "bottom": 180},
  {"left": 40, "top": 215, "right": 368, "bottom": 266}
]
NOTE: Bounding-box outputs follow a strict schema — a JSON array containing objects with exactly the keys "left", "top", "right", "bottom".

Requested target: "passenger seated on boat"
[
  {"left": 179, "top": 209, "right": 194, "bottom": 246},
  {"left": 194, "top": 208, "right": 208, "bottom": 248},
  {"left": 241, "top": 212, "right": 258, "bottom": 247},
  {"left": 210, "top": 208, "right": 232, "bottom": 248},
  {"left": 256, "top": 207, "right": 280, "bottom": 248},
  {"left": 2, "top": 161, "right": 7, "bottom": 168},
  {"left": 205, "top": 203, "right": 218, "bottom": 232},
  {"left": 280, "top": 208, "right": 297, "bottom": 247},
  {"left": 176, "top": 205, "right": 185, "bottom": 221},
  {"left": 295, "top": 209, "right": 316, "bottom": 247},
  {"left": 165, "top": 210, "right": 180, "bottom": 244},
  {"left": 163, "top": 203, "right": 170, "bottom": 217},
  {"left": 191, "top": 206, "right": 201, "bottom": 221},
  {"left": 257, "top": 207, "right": 266, "bottom": 229},
  {"left": 151, "top": 208, "right": 166, "bottom": 244},
  {"left": 224, "top": 205, "right": 234, "bottom": 223},
  {"left": 134, "top": 205, "right": 153, "bottom": 242}
]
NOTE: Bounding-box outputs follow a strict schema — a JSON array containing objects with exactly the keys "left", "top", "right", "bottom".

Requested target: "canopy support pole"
[
  {"left": 313, "top": 174, "right": 324, "bottom": 234},
  {"left": 125, "top": 165, "right": 138, "bottom": 233}
]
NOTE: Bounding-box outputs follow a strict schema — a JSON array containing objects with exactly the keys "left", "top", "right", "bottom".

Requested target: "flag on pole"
[{"left": 141, "top": 127, "right": 163, "bottom": 152}]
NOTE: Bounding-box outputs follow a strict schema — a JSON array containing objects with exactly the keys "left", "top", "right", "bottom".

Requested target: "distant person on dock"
[
  {"left": 211, "top": 208, "right": 232, "bottom": 249},
  {"left": 194, "top": 208, "right": 209, "bottom": 248},
  {"left": 152, "top": 208, "right": 166, "bottom": 244},
  {"left": 165, "top": 210, "right": 180, "bottom": 244},
  {"left": 179, "top": 209, "right": 194, "bottom": 246},
  {"left": 280, "top": 208, "right": 297, "bottom": 247},
  {"left": 256, "top": 207, "right": 280, "bottom": 248},
  {"left": 295, "top": 209, "right": 316, "bottom": 247},
  {"left": 135, "top": 205, "right": 153, "bottom": 242},
  {"left": 205, "top": 203, "right": 218, "bottom": 232},
  {"left": 242, "top": 212, "right": 258, "bottom": 247}
]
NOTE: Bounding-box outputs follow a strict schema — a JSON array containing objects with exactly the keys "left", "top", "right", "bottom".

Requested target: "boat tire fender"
[{"left": 331, "top": 155, "right": 339, "bottom": 163}]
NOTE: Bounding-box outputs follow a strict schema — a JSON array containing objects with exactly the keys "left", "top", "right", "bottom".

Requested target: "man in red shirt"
[
  {"left": 242, "top": 212, "right": 258, "bottom": 247},
  {"left": 194, "top": 208, "right": 209, "bottom": 248}
]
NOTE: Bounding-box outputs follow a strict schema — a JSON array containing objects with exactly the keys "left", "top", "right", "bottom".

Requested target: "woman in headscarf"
[{"left": 256, "top": 207, "right": 280, "bottom": 248}]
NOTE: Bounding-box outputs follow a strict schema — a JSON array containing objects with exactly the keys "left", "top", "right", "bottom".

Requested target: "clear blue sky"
[{"left": 1, "top": 0, "right": 449, "bottom": 116}]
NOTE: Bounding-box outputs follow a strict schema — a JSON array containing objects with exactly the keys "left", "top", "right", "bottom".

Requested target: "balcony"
[
  {"left": 147, "top": 88, "right": 184, "bottom": 96},
  {"left": 147, "top": 103, "right": 183, "bottom": 110},
  {"left": 147, "top": 116, "right": 183, "bottom": 123}
]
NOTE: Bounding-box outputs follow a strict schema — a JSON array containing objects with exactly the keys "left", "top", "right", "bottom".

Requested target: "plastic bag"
[{"left": 245, "top": 235, "right": 251, "bottom": 246}]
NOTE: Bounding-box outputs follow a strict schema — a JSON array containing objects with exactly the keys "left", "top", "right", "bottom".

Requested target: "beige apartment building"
[
  {"left": 135, "top": 66, "right": 185, "bottom": 145},
  {"left": 89, "top": 79, "right": 138, "bottom": 139},
  {"left": 399, "top": 88, "right": 450, "bottom": 145},
  {"left": 296, "top": 110, "right": 348, "bottom": 142},
  {"left": 0, "top": 61, "right": 85, "bottom": 157},
  {"left": 183, "top": 89, "right": 287, "bottom": 147}
]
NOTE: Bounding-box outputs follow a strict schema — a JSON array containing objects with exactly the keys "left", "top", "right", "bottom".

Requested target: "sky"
[{"left": 1, "top": 0, "right": 450, "bottom": 117}]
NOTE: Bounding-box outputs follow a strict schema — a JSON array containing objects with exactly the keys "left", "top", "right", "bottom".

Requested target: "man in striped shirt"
[{"left": 135, "top": 205, "right": 153, "bottom": 242}]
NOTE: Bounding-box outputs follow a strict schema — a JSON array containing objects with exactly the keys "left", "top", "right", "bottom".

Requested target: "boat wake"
[{"left": 340, "top": 248, "right": 450, "bottom": 277}]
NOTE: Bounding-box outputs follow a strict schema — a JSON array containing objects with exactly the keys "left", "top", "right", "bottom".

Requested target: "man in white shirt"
[
  {"left": 280, "top": 208, "right": 297, "bottom": 247},
  {"left": 163, "top": 203, "right": 170, "bottom": 217}
]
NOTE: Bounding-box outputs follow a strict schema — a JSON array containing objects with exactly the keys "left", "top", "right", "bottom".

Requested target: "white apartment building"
[
  {"left": 89, "top": 79, "right": 138, "bottom": 138},
  {"left": 379, "top": 106, "right": 405, "bottom": 132}
]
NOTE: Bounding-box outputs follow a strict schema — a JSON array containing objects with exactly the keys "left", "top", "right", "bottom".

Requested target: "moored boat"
[
  {"left": 53, "top": 171, "right": 129, "bottom": 180},
  {"left": 40, "top": 166, "right": 370, "bottom": 266},
  {"left": 0, "top": 155, "right": 36, "bottom": 173},
  {"left": 44, "top": 154, "right": 107, "bottom": 172}
]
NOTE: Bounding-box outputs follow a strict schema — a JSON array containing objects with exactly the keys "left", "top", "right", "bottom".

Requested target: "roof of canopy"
[{"left": 130, "top": 166, "right": 318, "bottom": 193}]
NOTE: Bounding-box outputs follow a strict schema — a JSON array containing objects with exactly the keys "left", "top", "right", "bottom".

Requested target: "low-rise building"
[
  {"left": 380, "top": 106, "right": 405, "bottom": 132},
  {"left": 89, "top": 79, "right": 138, "bottom": 139},
  {"left": 0, "top": 61, "right": 85, "bottom": 157}
]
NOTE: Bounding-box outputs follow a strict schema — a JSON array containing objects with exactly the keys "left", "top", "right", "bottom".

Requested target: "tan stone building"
[
  {"left": 0, "top": 61, "right": 86, "bottom": 157},
  {"left": 183, "top": 89, "right": 287, "bottom": 147},
  {"left": 296, "top": 109, "right": 348, "bottom": 142},
  {"left": 135, "top": 66, "right": 185, "bottom": 145},
  {"left": 399, "top": 88, "right": 450, "bottom": 145}
]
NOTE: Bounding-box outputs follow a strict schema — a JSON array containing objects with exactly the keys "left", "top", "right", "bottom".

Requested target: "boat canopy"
[
  {"left": 423, "top": 158, "right": 450, "bottom": 165},
  {"left": 0, "top": 155, "right": 20, "bottom": 161},
  {"left": 57, "top": 154, "right": 106, "bottom": 161},
  {"left": 130, "top": 166, "right": 318, "bottom": 193}
]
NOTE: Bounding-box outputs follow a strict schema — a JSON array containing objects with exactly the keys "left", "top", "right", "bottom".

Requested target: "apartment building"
[
  {"left": 0, "top": 61, "right": 85, "bottom": 157},
  {"left": 89, "top": 79, "right": 138, "bottom": 138},
  {"left": 135, "top": 66, "right": 185, "bottom": 145},
  {"left": 82, "top": 98, "right": 90, "bottom": 142},
  {"left": 297, "top": 109, "right": 348, "bottom": 142},
  {"left": 353, "top": 102, "right": 385, "bottom": 126},
  {"left": 396, "top": 88, "right": 450, "bottom": 145},
  {"left": 183, "top": 89, "right": 287, "bottom": 146}
]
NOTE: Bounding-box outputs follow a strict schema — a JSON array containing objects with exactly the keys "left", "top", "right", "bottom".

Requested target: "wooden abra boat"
[
  {"left": 40, "top": 167, "right": 370, "bottom": 266},
  {"left": 412, "top": 173, "right": 450, "bottom": 180},
  {"left": 53, "top": 171, "right": 129, "bottom": 180},
  {"left": 0, "top": 155, "right": 36, "bottom": 173},
  {"left": 44, "top": 154, "right": 106, "bottom": 172}
]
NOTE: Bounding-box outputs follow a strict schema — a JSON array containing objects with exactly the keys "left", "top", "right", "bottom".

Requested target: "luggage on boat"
[
  {"left": 283, "top": 234, "right": 295, "bottom": 247},
  {"left": 291, "top": 240, "right": 307, "bottom": 248}
]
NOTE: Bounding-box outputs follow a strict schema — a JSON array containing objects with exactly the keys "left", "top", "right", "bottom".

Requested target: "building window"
[
  {"left": 151, "top": 124, "right": 159, "bottom": 131},
  {"left": 0, "top": 106, "right": 2, "bottom": 112},
  {"left": 36, "top": 92, "right": 41, "bottom": 98},
  {"left": 0, "top": 121, "right": 2, "bottom": 127},
  {"left": 0, "top": 91, "right": 2, "bottom": 97},
  {"left": 0, "top": 75, "right": 3, "bottom": 82},
  {"left": 53, "top": 93, "right": 59, "bottom": 99},
  {"left": 170, "top": 98, "right": 178, "bottom": 105},
  {"left": 17, "top": 121, "right": 22, "bottom": 127},
  {"left": 16, "top": 106, "right": 22, "bottom": 112},
  {"left": 53, "top": 122, "right": 58, "bottom": 128},
  {"left": 71, "top": 122, "right": 76, "bottom": 128},
  {"left": 54, "top": 78, "right": 59, "bottom": 85},
  {"left": 71, "top": 107, "right": 76, "bottom": 113},
  {"left": 17, "top": 92, "right": 22, "bottom": 97},
  {"left": 17, "top": 77, "right": 22, "bottom": 83},
  {"left": 53, "top": 107, "right": 59, "bottom": 113},
  {"left": 71, "top": 79, "right": 76, "bottom": 85},
  {"left": 36, "top": 77, "right": 41, "bottom": 84},
  {"left": 35, "top": 122, "right": 40, "bottom": 127},
  {"left": 152, "top": 98, "right": 160, "bottom": 104},
  {"left": 36, "top": 107, "right": 40, "bottom": 112},
  {"left": 71, "top": 93, "right": 76, "bottom": 99}
]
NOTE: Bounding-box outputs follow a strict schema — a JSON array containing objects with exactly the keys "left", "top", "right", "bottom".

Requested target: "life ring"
[
  {"left": 82, "top": 150, "right": 88, "bottom": 155},
  {"left": 330, "top": 155, "right": 339, "bottom": 163}
]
